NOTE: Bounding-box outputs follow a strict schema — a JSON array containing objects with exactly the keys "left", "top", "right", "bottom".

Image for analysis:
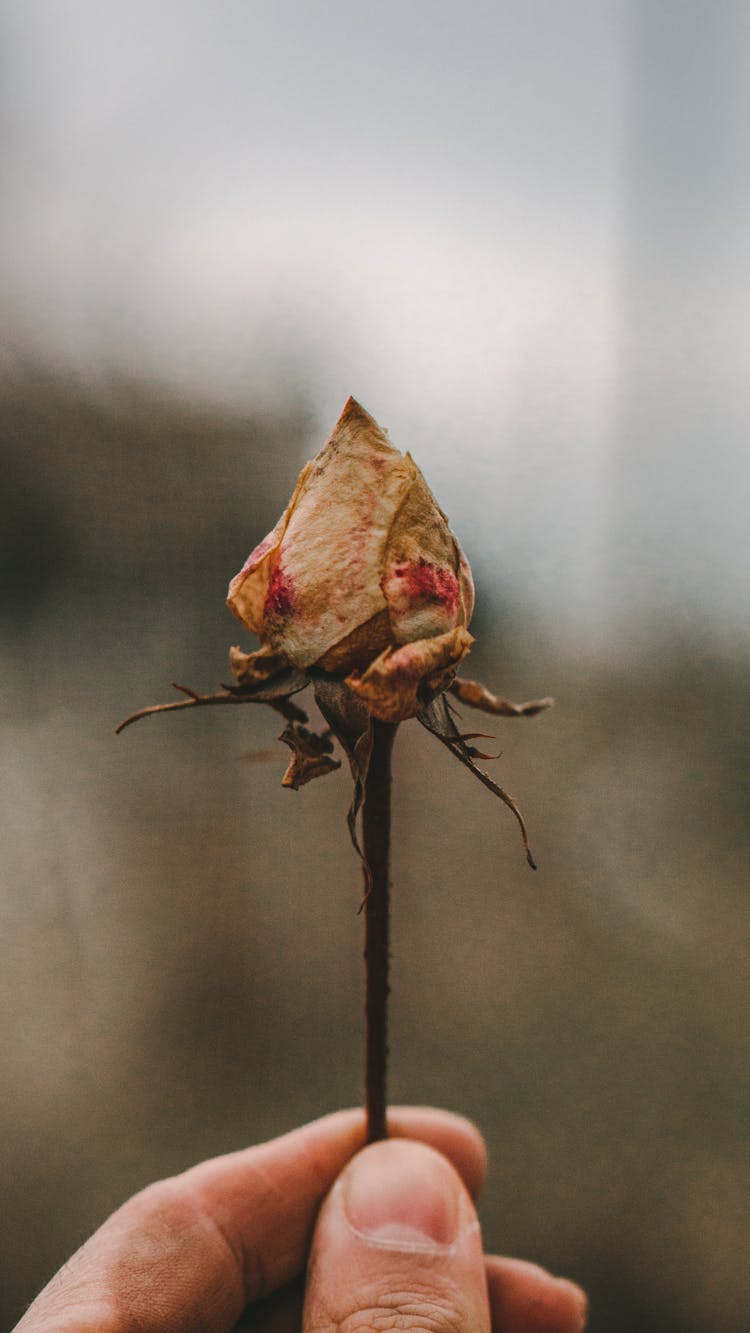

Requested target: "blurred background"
[{"left": 1, "top": 2, "right": 748, "bottom": 1329}]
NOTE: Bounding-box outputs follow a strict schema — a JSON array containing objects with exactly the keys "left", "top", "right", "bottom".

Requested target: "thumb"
[{"left": 302, "top": 1138, "right": 489, "bottom": 1332}]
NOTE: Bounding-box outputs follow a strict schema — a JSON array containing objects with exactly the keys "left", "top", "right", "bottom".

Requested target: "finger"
[
  {"left": 486, "top": 1256, "right": 588, "bottom": 1332},
  {"left": 234, "top": 1276, "right": 304, "bottom": 1331},
  {"left": 302, "top": 1138, "right": 490, "bottom": 1333},
  {"left": 16, "top": 1107, "right": 485, "bottom": 1333},
  {"left": 391, "top": 1104, "right": 487, "bottom": 1201}
]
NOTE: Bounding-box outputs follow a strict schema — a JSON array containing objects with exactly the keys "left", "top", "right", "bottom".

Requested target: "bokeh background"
[{"left": 2, "top": 2, "right": 748, "bottom": 1329}]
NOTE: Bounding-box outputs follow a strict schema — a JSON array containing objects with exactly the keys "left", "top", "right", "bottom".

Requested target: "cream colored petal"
[
  {"left": 345, "top": 626, "right": 473, "bottom": 722},
  {"left": 456, "top": 543, "right": 475, "bottom": 627},
  {"left": 227, "top": 397, "right": 473, "bottom": 668},
  {"left": 263, "top": 398, "right": 413, "bottom": 669},
  {"left": 226, "top": 459, "right": 314, "bottom": 634},
  {"left": 382, "top": 457, "right": 471, "bottom": 642}
]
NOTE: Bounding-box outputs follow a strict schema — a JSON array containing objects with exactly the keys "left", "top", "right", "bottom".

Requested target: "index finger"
[{"left": 15, "top": 1106, "right": 486, "bottom": 1333}]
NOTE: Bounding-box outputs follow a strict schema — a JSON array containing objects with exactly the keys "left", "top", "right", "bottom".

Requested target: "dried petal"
[
  {"left": 229, "top": 400, "right": 412, "bottom": 668},
  {"left": 381, "top": 468, "right": 471, "bottom": 644},
  {"left": 345, "top": 626, "right": 473, "bottom": 723},
  {"left": 227, "top": 398, "right": 474, "bottom": 719},
  {"left": 226, "top": 461, "right": 314, "bottom": 635}
]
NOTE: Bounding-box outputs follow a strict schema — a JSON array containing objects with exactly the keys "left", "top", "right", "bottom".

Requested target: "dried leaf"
[{"left": 279, "top": 722, "right": 340, "bottom": 789}]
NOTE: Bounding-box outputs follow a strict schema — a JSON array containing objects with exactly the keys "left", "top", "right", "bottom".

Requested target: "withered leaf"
[{"left": 279, "top": 721, "right": 341, "bottom": 789}]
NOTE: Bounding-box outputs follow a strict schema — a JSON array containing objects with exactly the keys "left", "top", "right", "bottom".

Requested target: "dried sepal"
[
  {"left": 265, "top": 695, "right": 309, "bottom": 724},
  {"left": 115, "top": 667, "right": 309, "bottom": 734},
  {"left": 449, "top": 677, "right": 554, "bottom": 718},
  {"left": 229, "top": 643, "right": 291, "bottom": 687},
  {"left": 312, "top": 676, "right": 374, "bottom": 873},
  {"left": 345, "top": 626, "right": 474, "bottom": 723},
  {"left": 279, "top": 721, "right": 340, "bottom": 789},
  {"left": 417, "top": 692, "right": 538, "bottom": 869}
]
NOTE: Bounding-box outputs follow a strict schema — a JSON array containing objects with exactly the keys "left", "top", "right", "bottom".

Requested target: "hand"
[{"left": 15, "top": 1108, "right": 586, "bottom": 1332}]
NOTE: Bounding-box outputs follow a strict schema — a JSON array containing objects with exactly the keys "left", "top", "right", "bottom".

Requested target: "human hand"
[{"left": 15, "top": 1107, "right": 586, "bottom": 1332}]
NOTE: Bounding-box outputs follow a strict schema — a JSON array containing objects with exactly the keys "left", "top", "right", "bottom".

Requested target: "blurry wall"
[{"left": 1, "top": 4, "right": 749, "bottom": 1331}]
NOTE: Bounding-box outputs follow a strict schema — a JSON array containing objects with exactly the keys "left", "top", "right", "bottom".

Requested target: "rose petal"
[
  {"left": 226, "top": 398, "right": 475, "bottom": 681},
  {"left": 345, "top": 626, "right": 473, "bottom": 723},
  {"left": 457, "top": 546, "right": 475, "bottom": 626},
  {"left": 227, "top": 460, "right": 314, "bottom": 633},
  {"left": 264, "top": 399, "right": 413, "bottom": 668},
  {"left": 382, "top": 460, "right": 467, "bottom": 643}
]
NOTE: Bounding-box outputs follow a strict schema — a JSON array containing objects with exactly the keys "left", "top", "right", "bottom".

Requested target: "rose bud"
[
  {"left": 227, "top": 397, "right": 475, "bottom": 723},
  {"left": 118, "top": 395, "right": 550, "bottom": 867}
]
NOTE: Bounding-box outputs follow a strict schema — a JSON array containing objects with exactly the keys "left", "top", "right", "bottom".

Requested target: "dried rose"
[
  {"left": 116, "top": 395, "right": 555, "bottom": 1156},
  {"left": 118, "top": 397, "right": 551, "bottom": 867},
  {"left": 227, "top": 397, "right": 474, "bottom": 723}
]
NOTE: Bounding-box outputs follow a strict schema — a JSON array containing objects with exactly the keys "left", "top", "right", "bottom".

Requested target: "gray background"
[{"left": 1, "top": 3, "right": 748, "bottom": 1330}]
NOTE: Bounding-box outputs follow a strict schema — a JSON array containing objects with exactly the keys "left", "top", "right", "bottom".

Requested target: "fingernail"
[{"left": 344, "top": 1139, "right": 462, "bottom": 1250}]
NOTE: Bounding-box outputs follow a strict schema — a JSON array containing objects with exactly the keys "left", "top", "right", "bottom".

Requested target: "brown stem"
[{"left": 362, "top": 719, "right": 398, "bottom": 1144}]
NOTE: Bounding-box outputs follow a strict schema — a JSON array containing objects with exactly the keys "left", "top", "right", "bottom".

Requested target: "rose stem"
[{"left": 362, "top": 718, "right": 398, "bottom": 1144}]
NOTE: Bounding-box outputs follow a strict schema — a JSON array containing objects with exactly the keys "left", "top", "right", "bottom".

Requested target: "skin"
[{"left": 14, "top": 1107, "right": 587, "bottom": 1333}]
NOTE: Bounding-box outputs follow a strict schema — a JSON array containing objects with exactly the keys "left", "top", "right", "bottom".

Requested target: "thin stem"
[{"left": 362, "top": 719, "right": 398, "bottom": 1144}]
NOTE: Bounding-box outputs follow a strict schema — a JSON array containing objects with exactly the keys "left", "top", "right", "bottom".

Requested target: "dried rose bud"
[
  {"left": 118, "top": 395, "right": 550, "bottom": 869},
  {"left": 227, "top": 397, "right": 475, "bottom": 722}
]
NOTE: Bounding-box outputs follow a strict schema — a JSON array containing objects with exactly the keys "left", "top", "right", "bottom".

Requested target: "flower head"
[
  {"left": 118, "top": 397, "right": 551, "bottom": 868},
  {"left": 227, "top": 397, "right": 474, "bottom": 722}
]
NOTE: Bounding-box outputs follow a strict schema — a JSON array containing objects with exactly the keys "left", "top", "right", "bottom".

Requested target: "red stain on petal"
[
  {"left": 263, "top": 561, "right": 295, "bottom": 621},
  {"left": 228, "top": 534, "right": 277, "bottom": 599},
  {"left": 243, "top": 532, "right": 276, "bottom": 572},
  {"left": 394, "top": 559, "right": 459, "bottom": 615}
]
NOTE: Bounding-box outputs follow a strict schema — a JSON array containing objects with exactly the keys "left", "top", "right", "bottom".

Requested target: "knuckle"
[{"left": 117, "top": 1176, "right": 257, "bottom": 1302}]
